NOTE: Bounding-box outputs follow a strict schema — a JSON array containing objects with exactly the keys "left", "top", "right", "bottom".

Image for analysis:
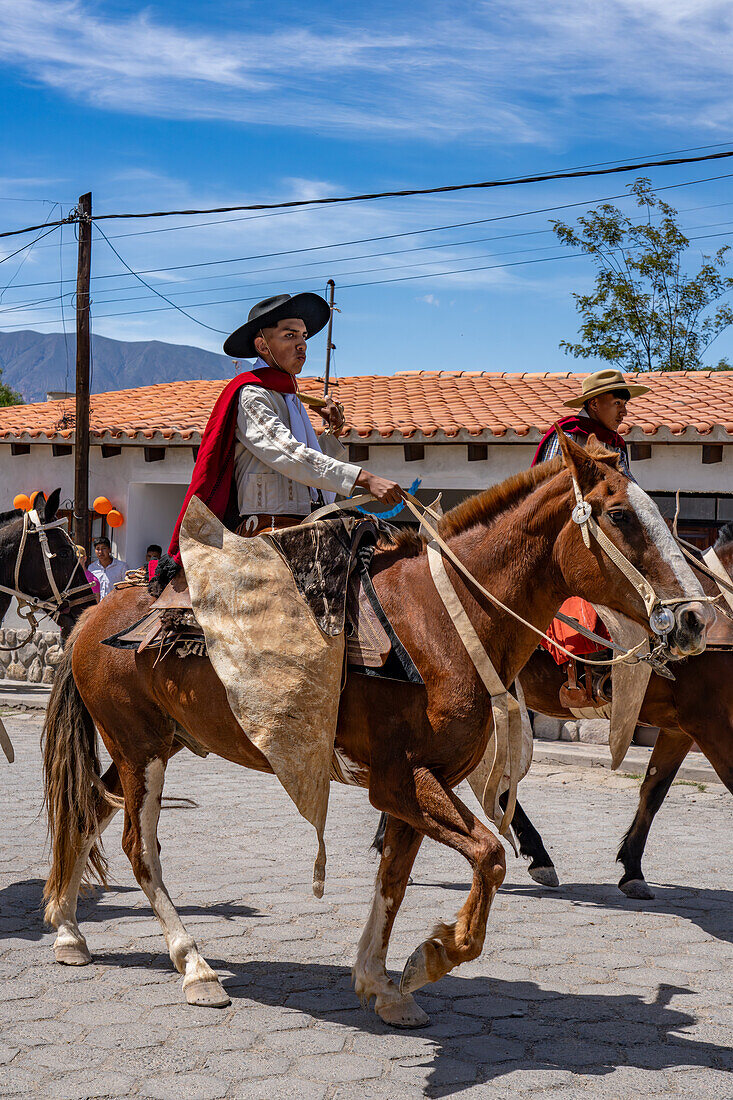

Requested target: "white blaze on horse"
[{"left": 42, "top": 434, "right": 711, "bottom": 1027}]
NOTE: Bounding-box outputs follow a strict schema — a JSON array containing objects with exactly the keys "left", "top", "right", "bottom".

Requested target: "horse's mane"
[
  {"left": 377, "top": 437, "right": 622, "bottom": 562},
  {"left": 715, "top": 522, "right": 733, "bottom": 550},
  {"left": 0, "top": 508, "right": 21, "bottom": 527},
  {"left": 378, "top": 455, "right": 565, "bottom": 560}
]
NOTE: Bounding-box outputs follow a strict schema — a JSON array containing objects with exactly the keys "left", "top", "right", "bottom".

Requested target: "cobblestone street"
[{"left": 0, "top": 710, "right": 731, "bottom": 1099}]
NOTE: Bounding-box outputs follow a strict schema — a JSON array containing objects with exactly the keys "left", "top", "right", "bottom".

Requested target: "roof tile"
[{"left": 0, "top": 370, "right": 731, "bottom": 442}]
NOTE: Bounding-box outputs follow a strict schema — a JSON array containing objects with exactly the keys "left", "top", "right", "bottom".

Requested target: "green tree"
[
  {"left": 0, "top": 370, "right": 21, "bottom": 406},
  {"left": 553, "top": 178, "right": 733, "bottom": 371}
]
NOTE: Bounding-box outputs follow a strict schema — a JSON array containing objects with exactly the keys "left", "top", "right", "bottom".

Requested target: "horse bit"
[{"left": 0, "top": 508, "right": 94, "bottom": 652}]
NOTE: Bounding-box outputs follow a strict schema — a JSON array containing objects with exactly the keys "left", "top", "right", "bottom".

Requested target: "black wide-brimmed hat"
[{"left": 223, "top": 293, "right": 331, "bottom": 358}]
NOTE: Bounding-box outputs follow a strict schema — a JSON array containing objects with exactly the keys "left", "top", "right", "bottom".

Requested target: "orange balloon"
[
  {"left": 13, "top": 494, "right": 31, "bottom": 512},
  {"left": 29, "top": 490, "right": 43, "bottom": 506},
  {"left": 106, "top": 509, "right": 124, "bottom": 528},
  {"left": 93, "top": 496, "right": 112, "bottom": 515}
]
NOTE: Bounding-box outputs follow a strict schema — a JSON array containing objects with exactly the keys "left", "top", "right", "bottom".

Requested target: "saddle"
[{"left": 104, "top": 518, "right": 422, "bottom": 683}]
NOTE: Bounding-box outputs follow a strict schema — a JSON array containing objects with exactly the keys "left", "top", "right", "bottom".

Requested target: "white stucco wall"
[
  {"left": 1, "top": 438, "right": 731, "bottom": 576},
  {"left": 0, "top": 443, "right": 195, "bottom": 563}
]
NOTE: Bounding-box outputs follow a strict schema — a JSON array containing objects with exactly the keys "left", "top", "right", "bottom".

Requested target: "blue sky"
[{"left": 1, "top": 0, "right": 733, "bottom": 381}]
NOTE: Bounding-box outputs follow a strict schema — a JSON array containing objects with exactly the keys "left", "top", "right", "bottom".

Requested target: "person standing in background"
[
  {"left": 75, "top": 544, "right": 100, "bottom": 601},
  {"left": 89, "top": 536, "right": 127, "bottom": 600}
]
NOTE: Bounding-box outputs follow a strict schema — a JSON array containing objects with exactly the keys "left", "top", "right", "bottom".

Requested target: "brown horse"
[
  {"left": 513, "top": 525, "right": 733, "bottom": 900},
  {"left": 42, "top": 435, "right": 710, "bottom": 1028}
]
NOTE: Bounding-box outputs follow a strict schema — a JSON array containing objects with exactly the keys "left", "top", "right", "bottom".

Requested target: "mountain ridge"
[{"left": 0, "top": 330, "right": 235, "bottom": 403}]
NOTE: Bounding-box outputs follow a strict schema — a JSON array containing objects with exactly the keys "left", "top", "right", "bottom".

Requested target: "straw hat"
[{"left": 563, "top": 369, "right": 649, "bottom": 409}]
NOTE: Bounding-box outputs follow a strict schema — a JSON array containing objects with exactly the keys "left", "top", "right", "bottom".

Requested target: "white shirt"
[
  {"left": 89, "top": 557, "right": 128, "bottom": 599},
  {"left": 234, "top": 363, "right": 361, "bottom": 517}
]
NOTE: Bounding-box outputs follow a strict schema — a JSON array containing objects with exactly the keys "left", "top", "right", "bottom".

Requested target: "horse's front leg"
[
  {"left": 617, "top": 727, "right": 692, "bottom": 899},
  {"left": 370, "top": 764, "right": 506, "bottom": 999},
  {"left": 353, "top": 815, "right": 428, "bottom": 1028}
]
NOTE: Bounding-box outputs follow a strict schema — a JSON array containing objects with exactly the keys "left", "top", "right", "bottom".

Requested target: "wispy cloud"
[{"left": 3, "top": 0, "right": 730, "bottom": 140}]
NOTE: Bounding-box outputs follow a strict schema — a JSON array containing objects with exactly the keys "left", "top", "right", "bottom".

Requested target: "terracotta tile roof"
[{"left": 0, "top": 370, "right": 731, "bottom": 443}]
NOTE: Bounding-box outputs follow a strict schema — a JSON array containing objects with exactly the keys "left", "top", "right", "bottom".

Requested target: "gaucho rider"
[
  {"left": 531, "top": 369, "right": 650, "bottom": 707},
  {"left": 155, "top": 292, "right": 402, "bottom": 586}
]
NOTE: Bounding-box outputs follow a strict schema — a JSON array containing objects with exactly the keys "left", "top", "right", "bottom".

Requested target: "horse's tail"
[
  {"left": 371, "top": 811, "right": 388, "bottom": 856},
  {"left": 42, "top": 625, "right": 108, "bottom": 910}
]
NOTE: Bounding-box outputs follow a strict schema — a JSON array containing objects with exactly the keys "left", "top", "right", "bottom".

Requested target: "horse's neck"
[
  {"left": 443, "top": 490, "right": 569, "bottom": 686},
  {"left": 0, "top": 521, "right": 20, "bottom": 591}
]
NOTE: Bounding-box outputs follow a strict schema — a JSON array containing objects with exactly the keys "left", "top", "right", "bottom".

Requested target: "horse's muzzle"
[{"left": 667, "top": 601, "right": 712, "bottom": 657}]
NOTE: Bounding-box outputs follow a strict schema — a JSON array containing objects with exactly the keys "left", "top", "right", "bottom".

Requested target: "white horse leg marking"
[
  {"left": 48, "top": 807, "right": 119, "bottom": 966},
  {"left": 137, "top": 759, "right": 229, "bottom": 1007},
  {"left": 353, "top": 875, "right": 428, "bottom": 1028}
]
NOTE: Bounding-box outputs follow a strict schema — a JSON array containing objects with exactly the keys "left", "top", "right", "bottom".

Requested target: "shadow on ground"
[
  {"left": 501, "top": 879, "right": 733, "bottom": 945},
  {"left": 0, "top": 878, "right": 262, "bottom": 941}
]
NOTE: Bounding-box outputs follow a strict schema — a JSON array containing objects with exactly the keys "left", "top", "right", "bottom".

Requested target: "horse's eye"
[{"left": 607, "top": 509, "right": 631, "bottom": 525}]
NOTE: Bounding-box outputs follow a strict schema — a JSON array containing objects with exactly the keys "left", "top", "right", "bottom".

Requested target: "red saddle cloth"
[{"left": 541, "top": 597, "right": 611, "bottom": 666}]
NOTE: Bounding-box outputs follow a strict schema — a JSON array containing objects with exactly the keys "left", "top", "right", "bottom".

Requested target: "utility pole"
[
  {"left": 323, "top": 280, "right": 336, "bottom": 397},
  {"left": 73, "top": 192, "right": 92, "bottom": 553}
]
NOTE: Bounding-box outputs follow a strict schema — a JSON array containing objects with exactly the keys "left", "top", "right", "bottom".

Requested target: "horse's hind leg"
[
  {"left": 46, "top": 762, "right": 121, "bottom": 966},
  {"left": 120, "top": 755, "right": 230, "bottom": 1008},
  {"left": 617, "top": 728, "right": 692, "bottom": 900},
  {"left": 370, "top": 765, "right": 505, "bottom": 999},
  {"left": 498, "top": 792, "right": 559, "bottom": 888},
  {"left": 353, "top": 815, "right": 428, "bottom": 1028}
]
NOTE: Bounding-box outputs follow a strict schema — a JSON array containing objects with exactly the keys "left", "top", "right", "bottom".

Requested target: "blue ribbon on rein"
[{"left": 354, "top": 478, "right": 422, "bottom": 521}]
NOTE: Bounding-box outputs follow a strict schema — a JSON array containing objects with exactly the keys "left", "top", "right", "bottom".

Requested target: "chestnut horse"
[
  {"left": 42, "top": 435, "right": 710, "bottom": 1028},
  {"left": 507, "top": 524, "right": 733, "bottom": 900}
]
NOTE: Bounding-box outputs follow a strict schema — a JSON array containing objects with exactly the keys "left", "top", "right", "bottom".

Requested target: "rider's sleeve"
[{"left": 237, "top": 388, "right": 361, "bottom": 497}]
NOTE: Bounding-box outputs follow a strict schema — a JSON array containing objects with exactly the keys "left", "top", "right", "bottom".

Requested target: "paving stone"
[
  {"left": 296, "top": 1052, "right": 383, "bottom": 1082},
  {"left": 1, "top": 715, "right": 731, "bottom": 1098},
  {"left": 139, "top": 1073, "right": 229, "bottom": 1099},
  {"left": 45, "top": 1071, "right": 137, "bottom": 1099}
]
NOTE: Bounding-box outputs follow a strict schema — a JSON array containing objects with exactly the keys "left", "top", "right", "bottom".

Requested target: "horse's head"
[
  {"left": 554, "top": 431, "right": 712, "bottom": 657},
  {"left": 0, "top": 489, "right": 95, "bottom": 639}
]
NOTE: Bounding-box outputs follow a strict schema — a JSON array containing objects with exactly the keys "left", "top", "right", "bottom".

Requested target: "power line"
[
  {"left": 9, "top": 168, "right": 733, "bottom": 293},
  {"left": 88, "top": 150, "right": 733, "bottom": 223},
  {"left": 95, "top": 223, "right": 228, "bottom": 335},
  {"left": 3, "top": 148, "right": 733, "bottom": 242},
  {"left": 6, "top": 226, "right": 731, "bottom": 331},
  {"left": 5, "top": 211, "right": 733, "bottom": 318}
]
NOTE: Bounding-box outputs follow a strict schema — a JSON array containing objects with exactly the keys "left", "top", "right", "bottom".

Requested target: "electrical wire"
[
  {"left": 5, "top": 213, "right": 732, "bottom": 318},
  {"left": 3, "top": 148, "right": 733, "bottom": 241},
  {"left": 7, "top": 224, "right": 731, "bottom": 330},
  {"left": 10, "top": 167, "right": 733, "bottom": 293},
  {"left": 94, "top": 223, "right": 228, "bottom": 335}
]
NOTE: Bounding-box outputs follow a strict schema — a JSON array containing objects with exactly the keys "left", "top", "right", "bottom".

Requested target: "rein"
[{"left": 0, "top": 509, "right": 94, "bottom": 652}]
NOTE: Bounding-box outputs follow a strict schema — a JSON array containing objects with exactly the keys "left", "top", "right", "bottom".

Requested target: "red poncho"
[
  {"left": 531, "top": 414, "right": 627, "bottom": 467},
  {"left": 168, "top": 366, "right": 297, "bottom": 563}
]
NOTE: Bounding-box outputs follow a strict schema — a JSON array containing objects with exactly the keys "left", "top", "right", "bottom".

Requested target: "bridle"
[
  {"left": 566, "top": 469, "right": 717, "bottom": 652},
  {"left": 0, "top": 509, "right": 95, "bottom": 651}
]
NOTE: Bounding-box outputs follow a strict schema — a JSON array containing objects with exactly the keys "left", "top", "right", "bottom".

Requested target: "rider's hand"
[
  {"left": 356, "top": 471, "right": 404, "bottom": 507},
  {"left": 319, "top": 397, "right": 346, "bottom": 436}
]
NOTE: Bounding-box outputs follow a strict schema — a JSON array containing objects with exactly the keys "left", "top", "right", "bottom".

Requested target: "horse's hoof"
[
  {"left": 619, "top": 878, "right": 655, "bottom": 900},
  {"left": 184, "top": 979, "right": 231, "bottom": 1008},
  {"left": 376, "top": 995, "right": 429, "bottom": 1029},
  {"left": 54, "top": 942, "right": 92, "bottom": 966},
  {"left": 529, "top": 865, "right": 560, "bottom": 888}
]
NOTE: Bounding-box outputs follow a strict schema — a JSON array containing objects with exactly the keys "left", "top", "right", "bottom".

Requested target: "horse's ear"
[
  {"left": 585, "top": 432, "right": 619, "bottom": 465},
  {"left": 41, "top": 488, "right": 61, "bottom": 522},
  {"left": 556, "top": 426, "right": 602, "bottom": 491}
]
